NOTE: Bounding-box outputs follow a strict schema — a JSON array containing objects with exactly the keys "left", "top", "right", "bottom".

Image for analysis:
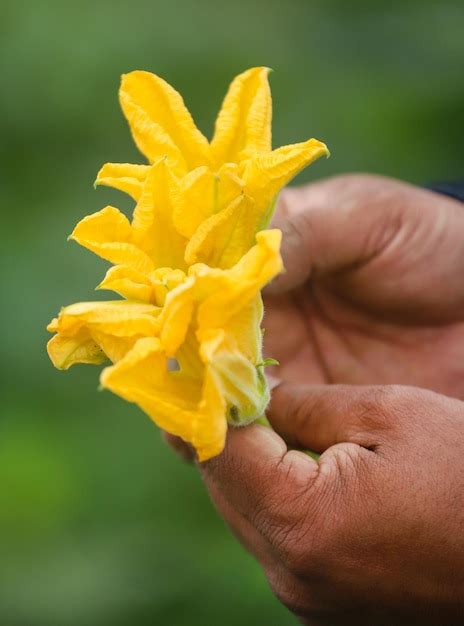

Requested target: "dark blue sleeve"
[{"left": 427, "top": 182, "right": 464, "bottom": 202}]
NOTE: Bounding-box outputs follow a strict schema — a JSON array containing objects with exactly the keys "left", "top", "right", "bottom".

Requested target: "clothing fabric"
[{"left": 428, "top": 182, "right": 464, "bottom": 202}]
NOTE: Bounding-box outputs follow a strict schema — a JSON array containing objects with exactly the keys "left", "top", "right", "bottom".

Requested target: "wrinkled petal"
[
  {"left": 184, "top": 194, "right": 257, "bottom": 268},
  {"left": 193, "top": 229, "right": 283, "bottom": 328},
  {"left": 211, "top": 67, "right": 272, "bottom": 165},
  {"left": 172, "top": 166, "right": 215, "bottom": 239},
  {"left": 97, "top": 265, "right": 154, "bottom": 302},
  {"left": 215, "top": 163, "right": 246, "bottom": 211},
  {"left": 69, "top": 206, "right": 154, "bottom": 274},
  {"left": 120, "top": 71, "right": 211, "bottom": 173},
  {"left": 150, "top": 267, "right": 187, "bottom": 306},
  {"left": 47, "top": 332, "right": 107, "bottom": 370},
  {"left": 90, "top": 332, "right": 143, "bottom": 365},
  {"left": 101, "top": 337, "right": 227, "bottom": 461},
  {"left": 131, "top": 159, "right": 187, "bottom": 270},
  {"left": 243, "top": 138, "right": 329, "bottom": 228},
  {"left": 53, "top": 300, "right": 161, "bottom": 338},
  {"left": 172, "top": 164, "right": 243, "bottom": 239},
  {"left": 95, "top": 163, "right": 150, "bottom": 201}
]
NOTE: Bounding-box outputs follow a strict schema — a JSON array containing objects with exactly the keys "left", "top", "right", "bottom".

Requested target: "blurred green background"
[{"left": 1, "top": 1, "right": 463, "bottom": 624}]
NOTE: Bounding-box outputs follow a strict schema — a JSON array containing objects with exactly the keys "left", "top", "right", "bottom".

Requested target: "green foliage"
[{"left": 1, "top": 0, "right": 462, "bottom": 624}]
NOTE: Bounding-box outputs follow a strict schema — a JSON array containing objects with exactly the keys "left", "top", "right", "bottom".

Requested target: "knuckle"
[
  {"left": 353, "top": 385, "right": 403, "bottom": 431},
  {"left": 250, "top": 456, "right": 314, "bottom": 548},
  {"left": 327, "top": 441, "right": 362, "bottom": 474}
]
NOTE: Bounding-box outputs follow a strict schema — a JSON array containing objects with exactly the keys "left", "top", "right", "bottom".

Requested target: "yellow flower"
[
  {"left": 48, "top": 231, "right": 282, "bottom": 460},
  {"left": 47, "top": 67, "right": 329, "bottom": 460},
  {"left": 93, "top": 67, "right": 329, "bottom": 269},
  {"left": 71, "top": 159, "right": 188, "bottom": 272}
]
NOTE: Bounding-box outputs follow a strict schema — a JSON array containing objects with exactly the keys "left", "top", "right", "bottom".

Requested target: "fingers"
[
  {"left": 199, "top": 384, "right": 397, "bottom": 545},
  {"left": 267, "top": 382, "right": 407, "bottom": 453},
  {"left": 197, "top": 400, "right": 383, "bottom": 617},
  {"left": 201, "top": 466, "right": 280, "bottom": 571},
  {"left": 267, "top": 175, "right": 464, "bottom": 321},
  {"left": 203, "top": 475, "right": 314, "bottom": 623},
  {"left": 199, "top": 424, "right": 318, "bottom": 540},
  {"left": 267, "top": 175, "right": 405, "bottom": 295}
]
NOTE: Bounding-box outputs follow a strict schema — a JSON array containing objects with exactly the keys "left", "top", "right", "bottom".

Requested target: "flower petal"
[
  {"left": 53, "top": 300, "right": 160, "bottom": 338},
  {"left": 194, "top": 366, "right": 228, "bottom": 461},
  {"left": 158, "top": 282, "right": 195, "bottom": 356},
  {"left": 223, "top": 296, "right": 264, "bottom": 363},
  {"left": 200, "top": 328, "right": 268, "bottom": 426},
  {"left": 95, "top": 163, "right": 150, "bottom": 201},
  {"left": 47, "top": 317, "right": 59, "bottom": 333},
  {"left": 120, "top": 71, "right": 211, "bottom": 173},
  {"left": 172, "top": 166, "right": 215, "bottom": 239},
  {"left": 211, "top": 67, "right": 272, "bottom": 165},
  {"left": 193, "top": 229, "right": 283, "bottom": 329},
  {"left": 47, "top": 332, "right": 107, "bottom": 370},
  {"left": 172, "top": 164, "right": 243, "bottom": 239},
  {"left": 69, "top": 206, "right": 155, "bottom": 274},
  {"left": 243, "top": 138, "right": 330, "bottom": 228},
  {"left": 100, "top": 337, "right": 227, "bottom": 461},
  {"left": 174, "top": 327, "right": 203, "bottom": 380},
  {"left": 184, "top": 194, "right": 257, "bottom": 269},
  {"left": 131, "top": 160, "right": 187, "bottom": 270},
  {"left": 97, "top": 265, "right": 154, "bottom": 302},
  {"left": 90, "top": 331, "right": 140, "bottom": 364}
]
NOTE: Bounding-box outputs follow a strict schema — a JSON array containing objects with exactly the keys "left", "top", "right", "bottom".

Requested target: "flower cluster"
[{"left": 47, "top": 67, "right": 328, "bottom": 460}]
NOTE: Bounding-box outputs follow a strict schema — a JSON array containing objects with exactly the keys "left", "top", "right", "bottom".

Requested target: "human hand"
[
  {"left": 265, "top": 174, "right": 464, "bottom": 398},
  {"left": 199, "top": 383, "right": 464, "bottom": 625}
]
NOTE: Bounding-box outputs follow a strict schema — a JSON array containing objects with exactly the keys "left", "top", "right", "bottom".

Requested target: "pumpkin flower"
[
  {"left": 48, "top": 231, "right": 282, "bottom": 460},
  {"left": 47, "top": 67, "right": 329, "bottom": 460},
  {"left": 94, "top": 66, "right": 329, "bottom": 268}
]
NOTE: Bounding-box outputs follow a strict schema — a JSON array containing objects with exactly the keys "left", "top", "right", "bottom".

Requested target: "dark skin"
[
  {"left": 264, "top": 174, "right": 464, "bottom": 396},
  {"left": 166, "top": 174, "right": 464, "bottom": 624},
  {"left": 202, "top": 386, "right": 464, "bottom": 625}
]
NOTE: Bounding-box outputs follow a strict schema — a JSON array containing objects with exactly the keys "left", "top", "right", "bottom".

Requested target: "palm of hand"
[
  {"left": 264, "top": 175, "right": 464, "bottom": 399},
  {"left": 264, "top": 285, "right": 464, "bottom": 398}
]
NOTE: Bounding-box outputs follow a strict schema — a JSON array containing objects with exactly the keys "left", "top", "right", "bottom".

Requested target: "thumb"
[
  {"left": 265, "top": 175, "right": 464, "bottom": 318},
  {"left": 266, "top": 382, "right": 404, "bottom": 453},
  {"left": 265, "top": 176, "right": 404, "bottom": 295}
]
